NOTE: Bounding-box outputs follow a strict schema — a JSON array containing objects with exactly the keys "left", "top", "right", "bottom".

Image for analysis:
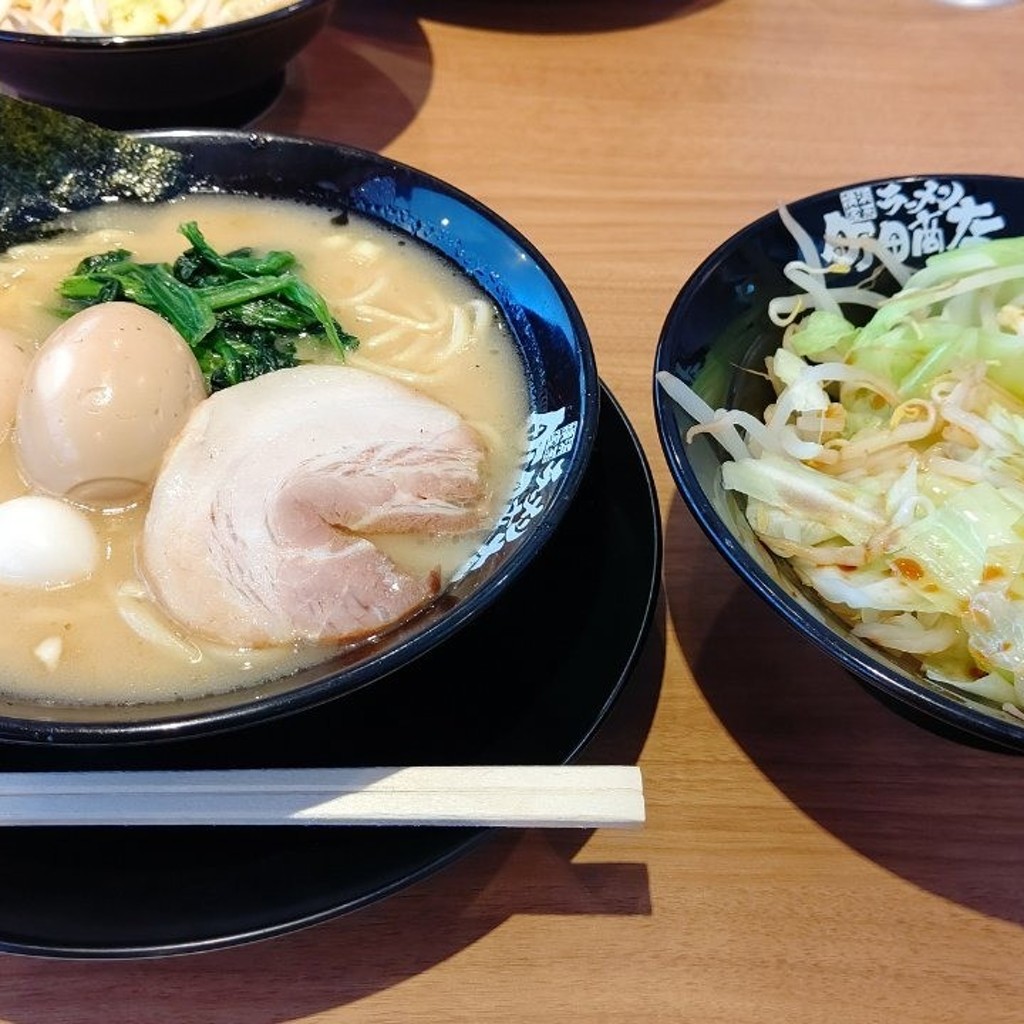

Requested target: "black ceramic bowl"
[
  {"left": 654, "top": 173, "right": 1024, "bottom": 752},
  {"left": 0, "top": 0, "right": 332, "bottom": 128},
  {"left": 0, "top": 128, "right": 600, "bottom": 744}
]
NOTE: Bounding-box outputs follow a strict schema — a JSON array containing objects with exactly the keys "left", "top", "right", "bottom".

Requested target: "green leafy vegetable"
[{"left": 57, "top": 221, "right": 358, "bottom": 391}]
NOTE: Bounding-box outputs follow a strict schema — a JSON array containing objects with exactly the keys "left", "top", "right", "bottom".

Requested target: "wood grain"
[{"left": 5, "top": 0, "right": 1024, "bottom": 1019}]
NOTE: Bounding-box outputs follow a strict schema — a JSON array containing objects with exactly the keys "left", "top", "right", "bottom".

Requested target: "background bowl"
[
  {"left": 0, "top": 0, "right": 333, "bottom": 128},
  {"left": 0, "top": 127, "right": 600, "bottom": 745},
  {"left": 654, "top": 173, "right": 1024, "bottom": 752}
]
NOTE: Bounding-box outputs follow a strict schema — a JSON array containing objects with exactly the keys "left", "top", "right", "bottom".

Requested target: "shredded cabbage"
[
  {"left": 0, "top": 0, "right": 296, "bottom": 35},
  {"left": 658, "top": 212, "right": 1024, "bottom": 715}
]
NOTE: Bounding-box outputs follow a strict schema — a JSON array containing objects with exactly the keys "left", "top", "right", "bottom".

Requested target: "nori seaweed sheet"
[{"left": 0, "top": 96, "right": 192, "bottom": 250}]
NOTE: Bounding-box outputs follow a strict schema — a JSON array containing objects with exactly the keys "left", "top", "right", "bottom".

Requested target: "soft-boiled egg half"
[
  {"left": 0, "top": 301, "right": 207, "bottom": 592},
  {"left": 14, "top": 302, "right": 207, "bottom": 510}
]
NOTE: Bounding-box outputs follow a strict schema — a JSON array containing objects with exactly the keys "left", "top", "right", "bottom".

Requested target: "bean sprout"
[{"left": 1, "top": 0, "right": 296, "bottom": 35}]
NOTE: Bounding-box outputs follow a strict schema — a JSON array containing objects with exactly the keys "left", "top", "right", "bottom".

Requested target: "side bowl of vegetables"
[
  {"left": 654, "top": 174, "right": 1024, "bottom": 751},
  {"left": 0, "top": 0, "right": 333, "bottom": 129},
  {"left": 0, "top": 116, "right": 600, "bottom": 745}
]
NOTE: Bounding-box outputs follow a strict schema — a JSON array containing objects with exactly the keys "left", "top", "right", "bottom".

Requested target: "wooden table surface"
[{"left": 7, "top": 0, "right": 1024, "bottom": 1020}]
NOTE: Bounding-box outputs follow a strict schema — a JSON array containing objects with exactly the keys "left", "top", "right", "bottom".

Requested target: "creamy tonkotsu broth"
[{"left": 0, "top": 193, "right": 530, "bottom": 704}]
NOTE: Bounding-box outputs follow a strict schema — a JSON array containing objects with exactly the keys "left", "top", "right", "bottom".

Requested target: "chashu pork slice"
[{"left": 141, "top": 364, "right": 490, "bottom": 648}]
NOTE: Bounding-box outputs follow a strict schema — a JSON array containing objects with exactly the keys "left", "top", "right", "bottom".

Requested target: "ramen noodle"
[{"left": 0, "top": 192, "right": 530, "bottom": 704}]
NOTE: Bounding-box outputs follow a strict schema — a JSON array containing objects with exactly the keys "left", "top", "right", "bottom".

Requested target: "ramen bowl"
[
  {"left": 0, "top": 126, "right": 599, "bottom": 745},
  {"left": 654, "top": 174, "right": 1024, "bottom": 752},
  {"left": 0, "top": 0, "right": 332, "bottom": 128}
]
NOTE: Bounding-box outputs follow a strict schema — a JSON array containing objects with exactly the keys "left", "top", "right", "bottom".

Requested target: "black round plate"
[{"left": 0, "top": 382, "right": 661, "bottom": 959}]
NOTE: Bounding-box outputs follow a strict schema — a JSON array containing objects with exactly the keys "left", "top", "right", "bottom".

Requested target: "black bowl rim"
[
  {"left": 653, "top": 172, "right": 1024, "bottom": 752},
  {"left": 0, "top": 128, "right": 601, "bottom": 744},
  {"left": 0, "top": 0, "right": 331, "bottom": 48}
]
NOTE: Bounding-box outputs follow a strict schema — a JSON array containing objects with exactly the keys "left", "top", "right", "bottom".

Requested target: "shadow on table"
[
  {"left": 252, "top": 0, "right": 720, "bottom": 146},
  {"left": 252, "top": 2, "right": 432, "bottom": 148},
  {"left": 67, "top": 0, "right": 716, "bottom": 138},
  {"left": 662, "top": 494, "right": 1024, "bottom": 928},
  {"left": 405, "top": 0, "right": 720, "bottom": 33},
  {"left": 0, "top": 605, "right": 664, "bottom": 1024}
]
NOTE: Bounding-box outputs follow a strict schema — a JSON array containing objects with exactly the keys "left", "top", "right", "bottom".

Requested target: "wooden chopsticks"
[{"left": 0, "top": 765, "right": 645, "bottom": 828}]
